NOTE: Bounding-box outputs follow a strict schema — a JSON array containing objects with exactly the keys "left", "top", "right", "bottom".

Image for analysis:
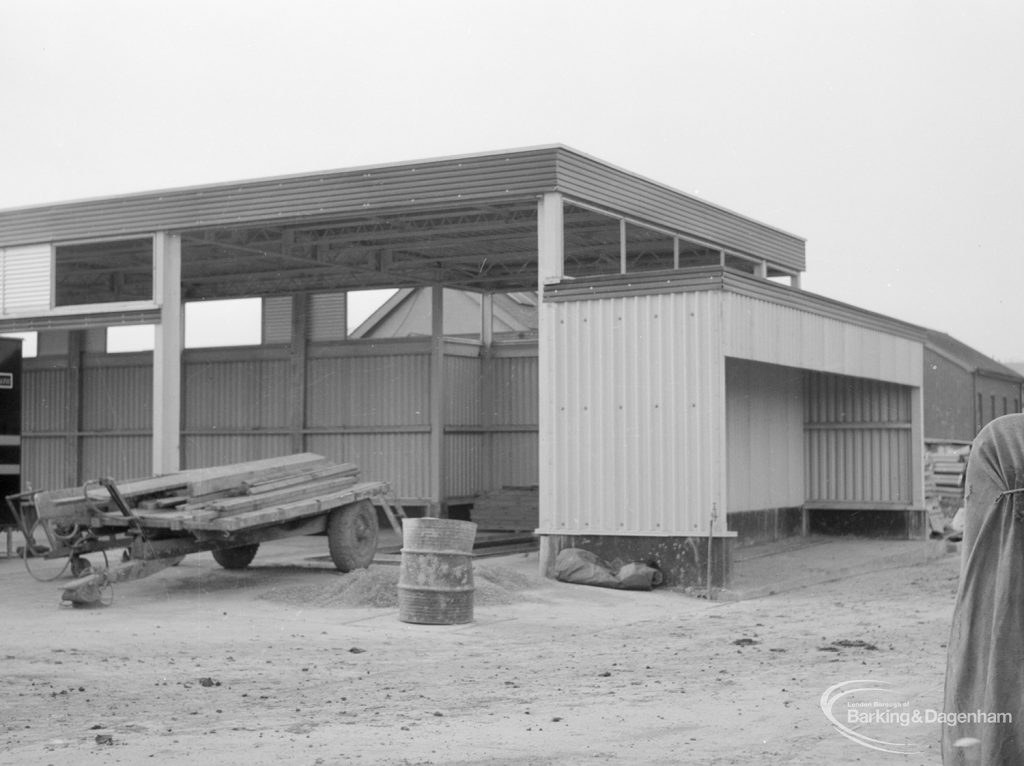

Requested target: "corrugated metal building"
[{"left": 0, "top": 145, "right": 934, "bottom": 585}]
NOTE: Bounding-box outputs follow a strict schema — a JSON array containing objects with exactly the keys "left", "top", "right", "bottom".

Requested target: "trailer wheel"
[
  {"left": 211, "top": 543, "right": 260, "bottom": 570},
  {"left": 327, "top": 500, "right": 378, "bottom": 572}
]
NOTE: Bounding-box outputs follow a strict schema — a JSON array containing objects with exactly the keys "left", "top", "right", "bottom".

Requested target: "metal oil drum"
[{"left": 398, "top": 517, "right": 477, "bottom": 624}]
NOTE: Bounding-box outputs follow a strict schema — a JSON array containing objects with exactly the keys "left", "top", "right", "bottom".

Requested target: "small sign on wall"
[{"left": 0, "top": 373, "right": 12, "bottom": 389}]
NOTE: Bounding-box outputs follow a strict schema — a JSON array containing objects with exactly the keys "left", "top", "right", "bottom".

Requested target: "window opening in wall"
[
  {"left": 624, "top": 222, "right": 675, "bottom": 273},
  {"left": 108, "top": 325, "right": 155, "bottom": 353},
  {"left": 347, "top": 288, "right": 398, "bottom": 333},
  {"left": 185, "top": 298, "right": 261, "bottom": 348},
  {"left": 723, "top": 253, "right": 758, "bottom": 275},
  {"left": 563, "top": 204, "right": 623, "bottom": 278},
  {"left": 55, "top": 237, "right": 153, "bottom": 307},
  {"left": 559, "top": 200, "right": 792, "bottom": 283},
  {"left": 1005, "top": 396, "right": 1009, "bottom": 416},
  {"left": 105, "top": 297, "right": 263, "bottom": 352}
]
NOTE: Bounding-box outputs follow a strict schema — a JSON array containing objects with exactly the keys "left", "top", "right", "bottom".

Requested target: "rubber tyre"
[
  {"left": 327, "top": 500, "right": 379, "bottom": 572},
  {"left": 211, "top": 543, "right": 260, "bottom": 570}
]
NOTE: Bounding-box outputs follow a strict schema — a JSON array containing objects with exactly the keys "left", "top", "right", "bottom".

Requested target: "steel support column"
[
  {"left": 429, "top": 284, "right": 445, "bottom": 516},
  {"left": 152, "top": 232, "right": 182, "bottom": 474}
]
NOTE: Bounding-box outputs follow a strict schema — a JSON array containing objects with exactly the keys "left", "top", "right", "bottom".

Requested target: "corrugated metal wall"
[
  {"left": 21, "top": 355, "right": 154, "bottom": 489},
  {"left": 539, "top": 291, "right": 725, "bottom": 536},
  {"left": 725, "top": 358, "right": 804, "bottom": 511},
  {"left": 306, "top": 432, "right": 432, "bottom": 499},
  {"left": 724, "top": 293, "right": 922, "bottom": 510},
  {"left": 21, "top": 336, "right": 539, "bottom": 505},
  {"left": 183, "top": 350, "right": 290, "bottom": 464},
  {"left": 308, "top": 348, "right": 430, "bottom": 427},
  {"left": 444, "top": 350, "right": 483, "bottom": 498},
  {"left": 81, "top": 359, "right": 152, "bottom": 480},
  {"left": 0, "top": 244, "right": 52, "bottom": 316},
  {"left": 486, "top": 350, "right": 539, "bottom": 490},
  {"left": 19, "top": 365, "right": 69, "bottom": 489},
  {"left": 445, "top": 354, "right": 482, "bottom": 426},
  {"left": 722, "top": 293, "right": 922, "bottom": 386},
  {"left": 804, "top": 372, "right": 914, "bottom": 505},
  {"left": 309, "top": 293, "right": 347, "bottom": 341}
]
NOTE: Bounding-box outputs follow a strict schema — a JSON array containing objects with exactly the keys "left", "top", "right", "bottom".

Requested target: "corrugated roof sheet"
[
  {"left": 0, "top": 146, "right": 806, "bottom": 275},
  {"left": 925, "top": 329, "right": 1024, "bottom": 380}
]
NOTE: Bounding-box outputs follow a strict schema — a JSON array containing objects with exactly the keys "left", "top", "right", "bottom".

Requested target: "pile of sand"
[{"left": 259, "top": 562, "right": 545, "bottom": 609}]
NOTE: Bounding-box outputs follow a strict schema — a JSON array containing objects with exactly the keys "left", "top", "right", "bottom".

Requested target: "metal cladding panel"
[
  {"left": 262, "top": 296, "right": 292, "bottom": 345},
  {"left": 20, "top": 435, "right": 66, "bottom": 491},
  {"left": 723, "top": 293, "right": 923, "bottom": 387},
  {"left": 445, "top": 355, "right": 482, "bottom": 426},
  {"left": 79, "top": 435, "right": 151, "bottom": 481},
  {"left": 555, "top": 151, "right": 805, "bottom": 271},
  {"left": 22, "top": 365, "right": 69, "bottom": 431},
  {"left": 445, "top": 433, "right": 484, "bottom": 497},
  {"left": 490, "top": 432, "right": 539, "bottom": 489},
  {"left": 725, "top": 359, "right": 804, "bottom": 511},
  {"left": 310, "top": 293, "right": 348, "bottom": 342},
  {"left": 1, "top": 245, "right": 51, "bottom": 316},
  {"left": 0, "top": 148, "right": 561, "bottom": 246},
  {"left": 805, "top": 428, "right": 913, "bottom": 503},
  {"left": 306, "top": 433, "right": 430, "bottom": 500},
  {"left": 804, "top": 372, "right": 914, "bottom": 504},
  {"left": 307, "top": 353, "right": 430, "bottom": 427},
  {"left": 539, "top": 290, "right": 726, "bottom": 536},
  {"left": 81, "top": 362, "right": 152, "bottom": 431},
  {"left": 183, "top": 358, "right": 289, "bottom": 429},
  {"left": 182, "top": 435, "right": 293, "bottom": 469},
  {"left": 486, "top": 355, "right": 538, "bottom": 425}
]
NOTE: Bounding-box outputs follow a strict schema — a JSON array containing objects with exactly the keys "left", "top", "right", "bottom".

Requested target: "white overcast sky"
[{"left": 1, "top": 0, "right": 1022, "bottom": 361}]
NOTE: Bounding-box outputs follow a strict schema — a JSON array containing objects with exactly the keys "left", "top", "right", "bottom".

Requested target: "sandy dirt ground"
[{"left": 0, "top": 534, "right": 960, "bottom": 766}]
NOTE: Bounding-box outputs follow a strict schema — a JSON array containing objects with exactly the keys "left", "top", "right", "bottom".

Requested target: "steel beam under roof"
[{"left": 0, "top": 146, "right": 807, "bottom": 302}]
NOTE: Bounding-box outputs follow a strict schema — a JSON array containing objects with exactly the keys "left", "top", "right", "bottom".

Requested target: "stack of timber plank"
[
  {"left": 924, "top": 445, "right": 970, "bottom": 533},
  {"left": 925, "top": 446, "right": 970, "bottom": 500},
  {"left": 35, "top": 453, "right": 384, "bottom": 535},
  {"left": 470, "top": 486, "right": 539, "bottom": 532}
]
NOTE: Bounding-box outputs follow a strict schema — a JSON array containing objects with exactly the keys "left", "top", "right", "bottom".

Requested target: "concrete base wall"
[
  {"left": 539, "top": 534, "right": 734, "bottom": 588},
  {"left": 727, "top": 507, "right": 803, "bottom": 547},
  {"left": 805, "top": 509, "right": 930, "bottom": 540}
]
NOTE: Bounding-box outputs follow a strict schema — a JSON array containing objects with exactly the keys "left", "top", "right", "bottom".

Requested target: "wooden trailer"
[{"left": 8, "top": 453, "right": 398, "bottom": 606}]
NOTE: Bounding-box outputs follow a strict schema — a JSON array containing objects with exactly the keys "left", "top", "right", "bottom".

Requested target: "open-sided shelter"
[{"left": 0, "top": 146, "right": 928, "bottom": 585}]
